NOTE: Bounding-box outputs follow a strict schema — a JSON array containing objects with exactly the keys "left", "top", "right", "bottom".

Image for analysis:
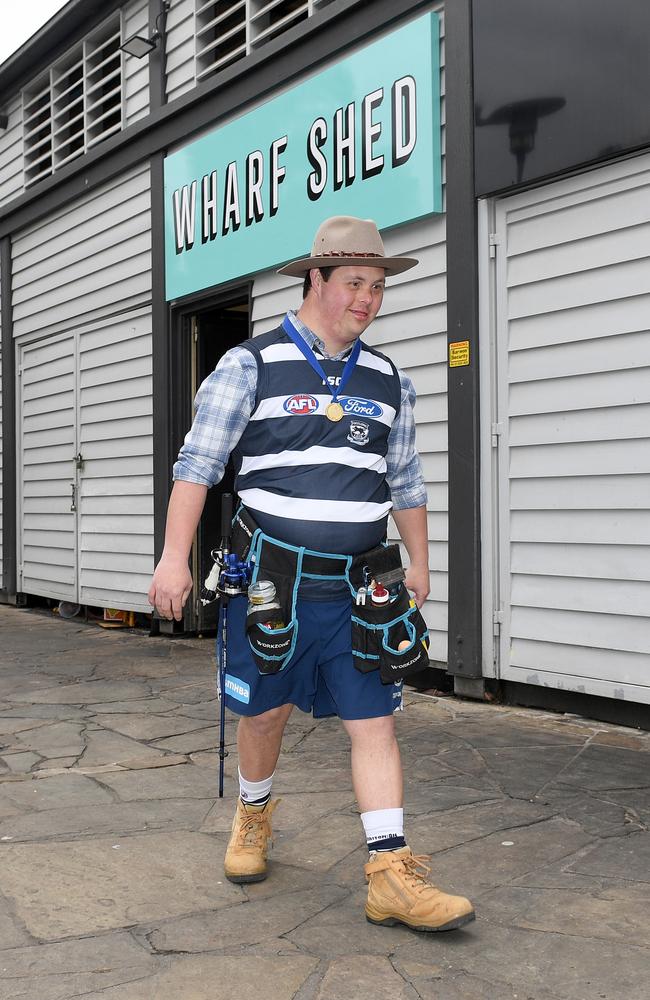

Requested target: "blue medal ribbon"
[{"left": 282, "top": 315, "right": 361, "bottom": 405}]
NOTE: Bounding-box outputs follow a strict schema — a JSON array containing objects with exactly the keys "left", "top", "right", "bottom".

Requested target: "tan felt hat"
[{"left": 277, "top": 216, "right": 418, "bottom": 277}]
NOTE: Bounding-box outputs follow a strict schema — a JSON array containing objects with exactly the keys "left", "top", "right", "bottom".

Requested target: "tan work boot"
[
  {"left": 365, "top": 847, "right": 475, "bottom": 932},
  {"left": 224, "top": 798, "right": 279, "bottom": 884}
]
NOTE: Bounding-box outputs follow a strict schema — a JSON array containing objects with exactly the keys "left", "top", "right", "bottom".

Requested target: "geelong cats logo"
[{"left": 347, "top": 420, "right": 370, "bottom": 446}]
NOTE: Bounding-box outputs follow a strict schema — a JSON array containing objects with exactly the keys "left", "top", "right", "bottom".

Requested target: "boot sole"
[
  {"left": 224, "top": 871, "right": 268, "bottom": 884},
  {"left": 366, "top": 909, "right": 476, "bottom": 932}
]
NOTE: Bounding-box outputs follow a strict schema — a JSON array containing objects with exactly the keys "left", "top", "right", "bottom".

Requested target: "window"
[
  {"left": 195, "top": 0, "right": 336, "bottom": 83},
  {"left": 23, "top": 17, "right": 123, "bottom": 188}
]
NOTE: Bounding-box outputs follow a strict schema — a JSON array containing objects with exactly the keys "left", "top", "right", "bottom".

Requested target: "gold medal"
[{"left": 326, "top": 401, "right": 344, "bottom": 422}]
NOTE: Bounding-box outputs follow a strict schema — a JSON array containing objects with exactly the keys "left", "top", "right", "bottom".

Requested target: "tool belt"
[{"left": 231, "top": 506, "right": 430, "bottom": 683}]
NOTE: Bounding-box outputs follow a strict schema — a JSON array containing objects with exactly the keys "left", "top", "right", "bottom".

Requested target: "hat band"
[{"left": 318, "top": 250, "right": 384, "bottom": 259}]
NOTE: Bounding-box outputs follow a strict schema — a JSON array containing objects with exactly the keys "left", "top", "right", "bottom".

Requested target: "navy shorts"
[{"left": 218, "top": 595, "right": 403, "bottom": 720}]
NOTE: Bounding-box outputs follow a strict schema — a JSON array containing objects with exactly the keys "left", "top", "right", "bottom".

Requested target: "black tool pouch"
[
  {"left": 239, "top": 508, "right": 301, "bottom": 674},
  {"left": 352, "top": 585, "right": 430, "bottom": 683},
  {"left": 246, "top": 553, "right": 298, "bottom": 674},
  {"left": 228, "top": 506, "right": 297, "bottom": 675},
  {"left": 350, "top": 541, "right": 430, "bottom": 683}
]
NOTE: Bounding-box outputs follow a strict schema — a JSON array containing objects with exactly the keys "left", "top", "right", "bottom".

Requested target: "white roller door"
[
  {"left": 488, "top": 153, "right": 650, "bottom": 703},
  {"left": 18, "top": 334, "right": 78, "bottom": 601},
  {"left": 16, "top": 311, "right": 154, "bottom": 611},
  {"left": 78, "top": 311, "right": 154, "bottom": 611}
]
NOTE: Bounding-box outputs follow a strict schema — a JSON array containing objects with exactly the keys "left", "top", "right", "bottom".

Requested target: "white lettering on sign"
[
  {"left": 171, "top": 76, "right": 419, "bottom": 250},
  {"left": 270, "top": 136, "right": 288, "bottom": 217},
  {"left": 202, "top": 171, "right": 217, "bottom": 243},
  {"left": 223, "top": 161, "right": 241, "bottom": 234},
  {"left": 307, "top": 118, "right": 328, "bottom": 201},
  {"left": 173, "top": 138, "right": 289, "bottom": 251},
  {"left": 362, "top": 88, "right": 384, "bottom": 179},
  {"left": 334, "top": 102, "right": 356, "bottom": 190},
  {"left": 392, "top": 75, "right": 417, "bottom": 167},
  {"left": 173, "top": 180, "right": 197, "bottom": 253},
  {"left": 305, "top": 76, "right": 417, "bottom": 201},
  {"left": 246, "top": 150, "right": 264, "bottom": 226}
]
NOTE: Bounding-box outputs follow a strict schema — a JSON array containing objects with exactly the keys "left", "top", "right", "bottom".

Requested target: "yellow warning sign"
[{"left": 449, "top": 340, "right": 470, "bottom": 367}]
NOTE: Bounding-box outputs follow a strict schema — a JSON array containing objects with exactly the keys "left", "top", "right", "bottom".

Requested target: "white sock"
[
  {"left": 239, "top": 769, "right": 274, "bottom": 806},
  {"left": 360, "top": 807, "right": 404, "bottom": 847}
]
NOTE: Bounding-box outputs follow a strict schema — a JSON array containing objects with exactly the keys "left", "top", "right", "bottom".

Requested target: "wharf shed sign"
[{"left": 164, "top": 13, "right": 441, "bottom": 301}]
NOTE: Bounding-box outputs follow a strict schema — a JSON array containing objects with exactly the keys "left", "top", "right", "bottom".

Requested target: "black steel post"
[
  {"left": 0, "top": 237, "right": 16, "bottom": 602},
  {"left": 444, "top": 0, "right": 483, "bottom": 682}
]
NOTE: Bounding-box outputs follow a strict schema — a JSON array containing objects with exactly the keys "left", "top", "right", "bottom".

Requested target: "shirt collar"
[{"left": 286, "top": 310, "right": 354, "bottom": 361}]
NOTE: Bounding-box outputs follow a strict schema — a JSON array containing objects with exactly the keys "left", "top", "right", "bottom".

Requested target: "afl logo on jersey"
[
  {"left": 340, "top": 396, "right": 384, "bottom": 418},
  {"left": 283, "top": 394, "right": 319, "bottom": 415}
]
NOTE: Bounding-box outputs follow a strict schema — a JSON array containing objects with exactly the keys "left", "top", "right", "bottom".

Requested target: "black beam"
[
  {"left": 150, "top": 152, "right": 171, "bottom": 567},
  {"left": 1, "top": 237, "right": 16, "bottom": 601},
  {"left": 444, "top": 0, "right": 482, "bottom": 678},
  {"left": 0, "top": 0, "right": 431, "bottom": 238}
]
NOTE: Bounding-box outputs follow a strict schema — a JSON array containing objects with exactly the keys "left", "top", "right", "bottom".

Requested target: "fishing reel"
[{"left": 200, "top": 549, "right": 253, "bottom": 604}]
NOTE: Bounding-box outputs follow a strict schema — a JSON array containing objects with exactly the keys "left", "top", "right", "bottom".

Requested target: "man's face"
[{"left": 311, "top": 265, "right": 386, "bottom": 342}]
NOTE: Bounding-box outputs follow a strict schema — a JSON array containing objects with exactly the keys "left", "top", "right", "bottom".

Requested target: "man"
[{"left": 148, "top": 216, "right": 475, "bottom": 932}]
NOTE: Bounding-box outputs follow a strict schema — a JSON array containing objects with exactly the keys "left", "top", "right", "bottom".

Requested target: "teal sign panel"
[{"left": 164, "top": 13, "right": 441, "bottom": 301}]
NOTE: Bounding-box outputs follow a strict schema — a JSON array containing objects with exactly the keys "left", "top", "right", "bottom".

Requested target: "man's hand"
[
  {"left": 147, "top": 481, "right": 208, "bottom": 621},
  {"left": 404, "top": 562, "right": 430, "bottom": 609},
  {"left": 148, "top": 556, "right": 194, "bottom": 621},
  {"left": 391, "top": 505, "right": 430, "bottom": 608}
]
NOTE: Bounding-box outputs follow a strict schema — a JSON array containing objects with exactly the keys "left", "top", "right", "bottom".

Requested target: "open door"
[{"left": 178, "top": 293, "right": 250, "bottom": 633}]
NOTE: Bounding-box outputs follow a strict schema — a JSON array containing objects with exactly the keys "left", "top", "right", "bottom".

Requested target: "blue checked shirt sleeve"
[
  {"left": 386, "top": 371, "right": 428, "bottom": 510},
  {"left": 172, "top": 346, "right": 257, "bottom": 487}
]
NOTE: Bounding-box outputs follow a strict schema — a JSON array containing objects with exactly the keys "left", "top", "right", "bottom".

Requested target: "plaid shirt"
[{"left": 173, "top": 310, "right": 427, "bottom": 511}]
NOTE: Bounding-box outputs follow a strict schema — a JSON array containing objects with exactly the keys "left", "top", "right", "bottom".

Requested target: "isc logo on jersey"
[{"left": 283, "top": 394, "right": 319, "bottom": 415}]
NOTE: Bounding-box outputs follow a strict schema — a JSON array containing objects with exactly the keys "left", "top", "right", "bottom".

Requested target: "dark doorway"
[{"left": 172, "top": 291, "right": 250, "bottom": 634}]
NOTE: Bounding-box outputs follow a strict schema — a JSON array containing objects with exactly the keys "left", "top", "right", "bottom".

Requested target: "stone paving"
[{"left": 1, "top": 604, "right": 649, "bottom": 1000}]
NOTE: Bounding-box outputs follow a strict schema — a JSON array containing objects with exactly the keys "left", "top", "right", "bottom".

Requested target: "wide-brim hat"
[{"left": 277, "top": 216, "right": 418, "bottom": 277}]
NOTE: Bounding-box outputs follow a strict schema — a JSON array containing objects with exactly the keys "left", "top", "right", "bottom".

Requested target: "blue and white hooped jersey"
[{"left": 233, "top": 325, "right": 402, "bottom": 554}]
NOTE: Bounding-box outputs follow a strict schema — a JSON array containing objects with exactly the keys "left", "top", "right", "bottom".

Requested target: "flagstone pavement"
[{"left": 0, "top": 605, "right": 649, "bottom": 1000}]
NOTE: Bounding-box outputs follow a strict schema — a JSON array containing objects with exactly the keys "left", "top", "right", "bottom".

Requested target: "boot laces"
[
  {"left": 398, "top": 853, "right": 437, "bottom": 893},
  {"left": 238, "top": 808, "right": 272, "bottom": 848}
]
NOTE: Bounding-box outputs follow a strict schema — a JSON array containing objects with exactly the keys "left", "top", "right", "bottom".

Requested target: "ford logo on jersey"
[
  {"left": 283, "top": 394, "right": 319, "bottom": 414},
  {"left": 340, "top": 396, "right": 384, "bottom": 418}
]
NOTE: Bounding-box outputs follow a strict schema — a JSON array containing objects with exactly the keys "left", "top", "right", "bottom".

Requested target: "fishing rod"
[{"left": 201, "top": 493, "right": 252, "bottom": 797}]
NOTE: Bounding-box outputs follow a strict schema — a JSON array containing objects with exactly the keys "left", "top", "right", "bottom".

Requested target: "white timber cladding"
[
  {"left": 17, "top": 312, "right": 154, "bottom": 611},
  {"left": 12, "top": 160, "right": 153, "bottom": 610},
  {"left": 22, "top": 15, "right": 123, "bottom": 188},
  {"left": 250, "top": 214, "right": 449, "bottom": 663},
  {"left": 0, "top": 0, "right": 148, "bottom": 210},
  {"left": 123, "top": 0, "right": 151, "bottom": 127},
  {"left": 492, "top": 152, "right": 650, "bottom": 703},
  {"left": 18, "top": 334, "right": 78, "bottom": 601},
  {"left": 12, "top": 164, "right": 152, "bottom": 342},
  {"left": 78, "top": 311, "right": 154, "bottom": 611},
  {"left": 0, "top": 93, "right": 24, "bottom": 209},
  {"left": 165, "top": 0, "right": 198, "bottom": 103},
  {"left": 166, "top": 0, "right": 358, "bottom": 103}
]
